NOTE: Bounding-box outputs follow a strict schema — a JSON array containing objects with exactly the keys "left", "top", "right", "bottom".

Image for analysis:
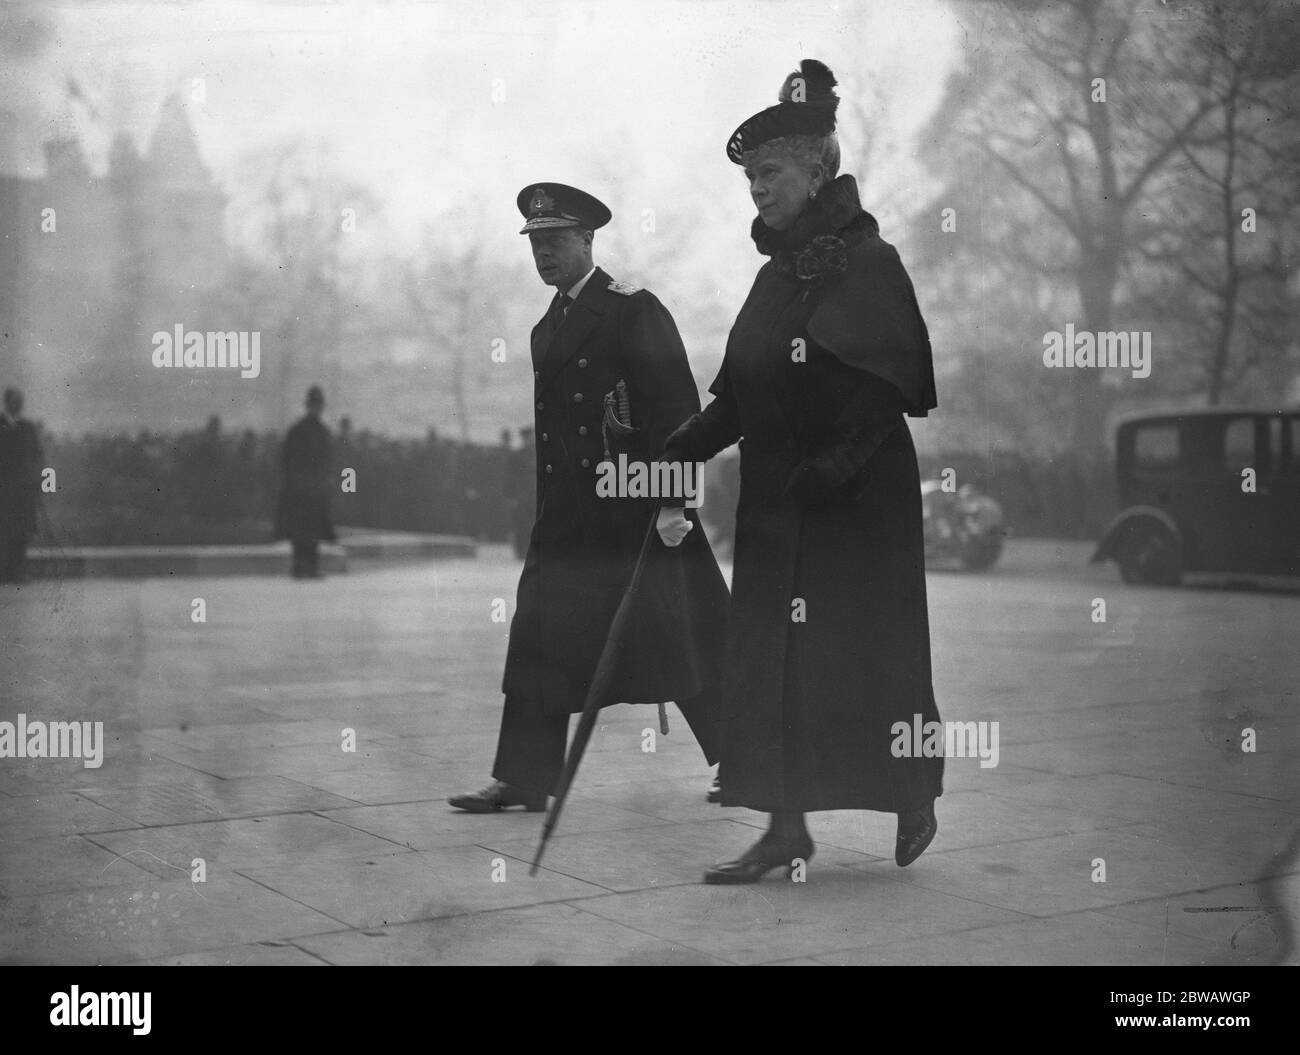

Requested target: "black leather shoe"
[
  {"left": 703, "top": 835, "right": 814, "bottom": 884},
  {"left": 706, "top": 776, "right": 722, "bottom": 803},
  {"left": 895, "top": 800, "right": 937, "bottom": 866},
  {"left": 448, "top": 780, "right": 547, "bottom": 813}
]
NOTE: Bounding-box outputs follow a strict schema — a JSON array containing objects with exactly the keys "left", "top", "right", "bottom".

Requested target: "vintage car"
[
  {"left": 921, "top": 480, "right": 1006, "bottom": 571},
  {"left": 1092, "top": 408, "right": 1300, "bottom": 585}
]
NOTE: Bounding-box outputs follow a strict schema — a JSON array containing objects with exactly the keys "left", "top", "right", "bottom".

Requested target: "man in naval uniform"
[{"left": 449, "top": 183, "right": 729, "bottom": 812}]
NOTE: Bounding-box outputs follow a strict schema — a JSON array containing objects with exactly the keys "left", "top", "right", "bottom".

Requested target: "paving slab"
[
  {"left": 482, "top": 819, "right": 807, "bottom": 893},
  {"left": 802, "top": 793, "right": 1143, "bottom": 857},
  {"left": 322, "top": 797, "right": 671, "bottom": 851},
  {"left": 0, "top": 792, "right": 139, "bottom": 837},
  {"left": 292, "top": 903, "right": 727, "bottom": 965},
  {"left": 1095, "top": 880, "right": 1296, "bottom": 965},
  {"left": 0, "top": 745, "right": 215, "bottom": 797},
  {"left": 572, "top": 872, "right": 1026, "bottom": 965},
  {"left": 981, "top": 772, "right": 1286, "bottom": 824},
  {"left": 128, "top": 941, "right": 331, "bottom": 966},
  {"left": 0, "top": 872, "right": 343, "bottom": 965},
  {"left": 78, "top": 776, "right": 360, "bottom": 826},
  {"left": 0, "top": 835, "right": 170, "bottom": 897},
  {"left": 811, "top": 910, "right": 1225, "bottom": 966},
  {"left": 238, "top": 845, "right": 610, "bottom": 929},
  {"left": 141, "top": 719, "right": 354, "bottom": 750},
  {"left": 86, "top": 813, "right": 410, "bottom": 874},
  {"left": 844, "top": 828, "right": 1267, "bottom": 918},
  {"left": 0, "top": 541, "right": 1294, "bottom": 964}
]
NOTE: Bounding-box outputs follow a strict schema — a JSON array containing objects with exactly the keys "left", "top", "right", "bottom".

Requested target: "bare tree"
[
  {"left": 401, "top": 239, "right": 479, "bottom": 443},
  {"left": 1133, "top": 0, "right": 1300, "bottom": 404},
  {"left": 225, "top": 137, "right": 377, "bottom": 428},
  {"left": 922, "top": 0, "right": 1226, "bottom": 450},
  {"left": 397, "top": 215, "right": 539, "bottom": 443}
]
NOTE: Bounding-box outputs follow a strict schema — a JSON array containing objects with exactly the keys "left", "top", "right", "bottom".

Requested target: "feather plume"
[{"left": 779, "top": 59, "right": 839, "bottom": 108}]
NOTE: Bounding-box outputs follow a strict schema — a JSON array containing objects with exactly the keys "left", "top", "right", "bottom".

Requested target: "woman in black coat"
[{"left": 661, "top": 60, "right": 944, "bottom": 883}]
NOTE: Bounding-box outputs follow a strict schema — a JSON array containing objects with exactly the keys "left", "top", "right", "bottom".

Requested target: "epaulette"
[{"left": 606, "top": 279, "right": 642, "bottom": 296}]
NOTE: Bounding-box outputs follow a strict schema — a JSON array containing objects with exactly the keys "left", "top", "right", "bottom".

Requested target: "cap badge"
[{"left": 529, "top": 188, "right": 554, "bottom": 216}]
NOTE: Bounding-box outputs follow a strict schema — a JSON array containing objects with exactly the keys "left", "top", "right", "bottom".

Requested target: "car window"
[
  {"left": 1133, "top": 424, "right": 1180, "bottom": 470},
  {"left": 1222, "top": 418, "right": 1255, "bottom": 474},
  {"left": 1265, "top": 416, "right": 1284, "bottom": 475},
  {"left": 1287, "top": 418, "right": 1300, "bottom": 475}
]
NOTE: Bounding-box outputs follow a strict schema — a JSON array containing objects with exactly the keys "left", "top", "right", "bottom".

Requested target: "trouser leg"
[
  {"left": 491, "top": 693, "right": 568, "bottom": 796},
  {"left": 491, "top": 682, "right": 720, "bottom": 795}
]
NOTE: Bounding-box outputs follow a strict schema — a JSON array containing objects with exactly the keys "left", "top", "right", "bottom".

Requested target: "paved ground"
[{"left": 0, "top": 540, "right": 1296, "bottom": 965}]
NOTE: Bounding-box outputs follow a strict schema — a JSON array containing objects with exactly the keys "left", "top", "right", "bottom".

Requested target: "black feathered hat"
[{"left": 726, "top": 59, "right": 840, "bottom": 164}]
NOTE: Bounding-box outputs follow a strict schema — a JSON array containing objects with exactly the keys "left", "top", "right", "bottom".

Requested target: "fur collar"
[{"left": 751, "top": 174, "right": 878, "bottom": 281}]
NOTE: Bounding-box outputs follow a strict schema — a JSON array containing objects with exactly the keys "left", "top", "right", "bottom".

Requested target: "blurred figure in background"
[
  {"left": 0, "top": 388, "right": 43, "bottom": 583},
  {"left": 274, "top": 384, "right": 337, "bottom": 579}
]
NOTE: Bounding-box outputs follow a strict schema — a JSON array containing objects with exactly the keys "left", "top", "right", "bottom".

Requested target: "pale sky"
[
  {"left": 3, "top": 0, "right": 963, "bottom": 263},
  {"left": 1, "top": 0, "right": 967, "bottom": 441}
]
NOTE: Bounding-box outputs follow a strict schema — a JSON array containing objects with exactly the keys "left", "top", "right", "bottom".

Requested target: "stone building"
[{"left": 0, "top": 95, "right": 228, "bottom": 432}]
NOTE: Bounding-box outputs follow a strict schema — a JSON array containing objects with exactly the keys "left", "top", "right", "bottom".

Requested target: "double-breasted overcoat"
[{"left": 503, "top": 268, "right": 729, "bottom": 716}]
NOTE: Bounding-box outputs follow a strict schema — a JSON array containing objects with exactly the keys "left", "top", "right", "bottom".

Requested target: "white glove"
[{"left": 656, "top": 506, "right": 693, "bottom": 547}]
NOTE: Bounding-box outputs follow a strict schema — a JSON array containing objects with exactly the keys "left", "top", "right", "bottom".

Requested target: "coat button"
[
  {"left": 544, "top": 464, "right": 553, "bottom": 474},
  {"left": 578, "top": 358, "right": 588, "bottom": 368},
  {"left": 541, "top": 432, "right": 549, "bottom": 442},
  {"left": 578, "top": 425, "right": 588, "bottom": 436},
  {"left": 536, "top": 400, "right": 545, "bottom": 411},
  {"left": 534, "top": 370, "right": 541, "bottom": 381},
  {"left": 580, "top": 458, "right": 591, "bottom": 468},
  {"left": 573, "top": 392, "right": 584, "bottom": 403}
]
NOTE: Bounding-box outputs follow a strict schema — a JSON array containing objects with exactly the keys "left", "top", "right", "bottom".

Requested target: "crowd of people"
[
  {"left": 14, "top": 404, "right": 532, "bottom": 561},
  {"left": 1, "top": 384, "right": 1115, "bottom": 583}
]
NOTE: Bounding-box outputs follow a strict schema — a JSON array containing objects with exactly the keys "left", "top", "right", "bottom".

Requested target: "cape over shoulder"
[{"left": 806, "top": 234, "right": 938, "bottom": 417}]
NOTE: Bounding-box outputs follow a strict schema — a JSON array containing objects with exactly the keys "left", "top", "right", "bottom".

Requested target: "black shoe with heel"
[
  {"left": 703, "top": 834, "right": 815, "bottom": 884},
  {"left": 895, "top": 799, "right": 937, "bottom": 866}
]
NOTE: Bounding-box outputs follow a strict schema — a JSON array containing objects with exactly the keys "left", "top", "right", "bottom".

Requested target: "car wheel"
[{"left": 1117, "top": 521, "right": 1182, "bottom": 586}]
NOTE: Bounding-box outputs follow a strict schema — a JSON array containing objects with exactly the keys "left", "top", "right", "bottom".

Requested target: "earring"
[{"left": 809, "top": 186, "right": 818, "bottom": 200}]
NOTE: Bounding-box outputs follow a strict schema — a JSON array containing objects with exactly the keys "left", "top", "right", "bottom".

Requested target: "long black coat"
[
  {"left": 274, "top": 415, "right": 337, "bottom": 543},
  {"left": 503, "top": 268, "right": 729, "bottom": 716},
  {"left": 665, "top": 182, "right": 943, "bottom": 814}
]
